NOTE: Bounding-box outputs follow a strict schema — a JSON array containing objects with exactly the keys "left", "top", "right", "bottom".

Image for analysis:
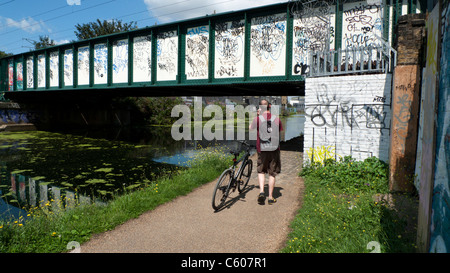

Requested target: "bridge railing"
[{"left": 307, "top": 45, "right": 397, "bottom": 78}]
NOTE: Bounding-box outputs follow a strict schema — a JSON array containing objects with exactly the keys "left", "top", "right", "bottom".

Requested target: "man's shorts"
[{"left": 257, "top": 149, "right": 281, "bottom": 177}]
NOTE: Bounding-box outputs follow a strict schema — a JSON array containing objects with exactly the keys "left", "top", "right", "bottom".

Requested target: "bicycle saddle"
[{"left": 229, "top": 150, "right": 240, "bottom": 156}]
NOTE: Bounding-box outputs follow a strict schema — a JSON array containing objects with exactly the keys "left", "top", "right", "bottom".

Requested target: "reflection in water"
[
  {"left": 0, "top": 172, "right": 104, "bottom": 221},
  {"left": 280, "top": 114, "right": 305, "bottom": 141},
  {"left": 0, "top": 114, "right": 304, "bottom": 221}
]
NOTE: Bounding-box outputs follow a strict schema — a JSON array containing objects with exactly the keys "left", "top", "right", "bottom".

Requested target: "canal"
[{"left": 0, "top": 114, "right": 304, "bottom": 221}]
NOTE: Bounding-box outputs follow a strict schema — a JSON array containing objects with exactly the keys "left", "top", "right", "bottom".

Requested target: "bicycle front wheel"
[
  {"left": 212, "top": 169, "right": 233, "bottom": 211},
  {"left": 238, "top": 159, "right": 252, "bottom": 193}
]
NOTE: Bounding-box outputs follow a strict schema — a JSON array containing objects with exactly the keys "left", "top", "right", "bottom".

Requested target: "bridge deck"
[{"left": 0, "top": 1, "right": 417, "bottom": 97}]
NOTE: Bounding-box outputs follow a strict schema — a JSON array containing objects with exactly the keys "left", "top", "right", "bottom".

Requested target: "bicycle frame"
[
  {"left": 212, "top": 140, "right": 255, "bottom": 211},
  {"left": 226, "top": 144, "right": 252, "bottom": 192}
]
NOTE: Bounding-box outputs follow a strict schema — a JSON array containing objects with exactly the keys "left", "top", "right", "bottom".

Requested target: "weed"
[{"left": 282, "top": 156, "right": 416, "bottom": 253}]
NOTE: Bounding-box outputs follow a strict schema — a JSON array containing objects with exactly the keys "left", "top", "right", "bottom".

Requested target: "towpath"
[{"left": 81, "top": 147, "right": 304, "bottom": 253}]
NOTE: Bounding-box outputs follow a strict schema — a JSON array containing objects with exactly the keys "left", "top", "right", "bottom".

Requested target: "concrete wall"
[{"left": 304, "top": 73, "right": 392, "bottom": 163}]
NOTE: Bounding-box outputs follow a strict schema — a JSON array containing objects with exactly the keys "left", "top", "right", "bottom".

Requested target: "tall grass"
[{"left": 0, "top": 148, "right": 230, "bottom": 253}]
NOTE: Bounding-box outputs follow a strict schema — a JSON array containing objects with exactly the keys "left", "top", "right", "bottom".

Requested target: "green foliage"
[
  {"left": 300, "top": 156, "right": 390, "bottom": 194},
  {"left": 116, "top": 97, "right": 183, "bottom": 126},
  {"left": 282, "top": 156, "right": 416, "bottom": 253},
  {"left": 74, "top": 19, "right": 137, "bottom": 40},
  {"left": 0, "top": 50, "right": 12, "bottom": 59},
  {"left": 282, "top": 177, "right": 415, "bottom": 253},
  {"left": 29, "top": 35, "right": 56, "bottom": 50}
]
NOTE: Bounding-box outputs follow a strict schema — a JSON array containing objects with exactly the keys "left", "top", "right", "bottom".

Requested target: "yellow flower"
[
  {"left": 52, "top": 232, "right": 57, "bottom": 236},
  {"left": 0, "top": 225, "right": 3, "bottom": 229},
  {"left": 18, "top": 224, "right": 23, "bottom": 227}
]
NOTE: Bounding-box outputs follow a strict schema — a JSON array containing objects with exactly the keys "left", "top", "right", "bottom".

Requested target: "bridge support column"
[{"left": 389, "top": 14, "right": 426, "bottom": 192}]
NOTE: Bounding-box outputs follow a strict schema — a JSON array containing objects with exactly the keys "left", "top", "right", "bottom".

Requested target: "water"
[
  {"left": 280, "top": 114, "right": 305, "bottom": 141},
  {"left": 0, "top": 114, "right": 304, "bottom": 221}
]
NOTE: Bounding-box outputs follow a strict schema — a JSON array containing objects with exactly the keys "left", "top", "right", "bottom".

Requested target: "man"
[{"left": 250, "top": 99, "right": 283, "bottom": 205}]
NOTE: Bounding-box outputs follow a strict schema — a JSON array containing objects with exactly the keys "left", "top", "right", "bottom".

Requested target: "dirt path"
[{"left": 80, "top": 150, "right": 305, "bottom": 253}]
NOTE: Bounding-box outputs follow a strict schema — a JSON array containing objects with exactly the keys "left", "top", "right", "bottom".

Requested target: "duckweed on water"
[{"left": 0, "top": 131, "right": 178, "bottom": 201}]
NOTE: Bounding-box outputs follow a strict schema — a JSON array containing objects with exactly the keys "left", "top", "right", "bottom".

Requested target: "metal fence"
[{"left": 307, "top": 45, "right": 397, "bottom": 77}]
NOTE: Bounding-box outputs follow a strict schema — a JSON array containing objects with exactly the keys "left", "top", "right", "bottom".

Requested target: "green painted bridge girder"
[{"left": 0, "top": 0, "right": 421, "bottom": 95}]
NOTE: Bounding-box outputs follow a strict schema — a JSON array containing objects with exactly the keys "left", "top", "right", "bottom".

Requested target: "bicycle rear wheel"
[
  {"left": 238, "top": 159, "right": 252, "bottom": 193},
  {"left": 212, "top": 169, "right": 233, "bottom": 211}
]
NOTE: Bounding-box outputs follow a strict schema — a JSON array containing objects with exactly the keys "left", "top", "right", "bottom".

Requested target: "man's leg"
[
  {"left": 268, "top": 175, "right": 275, "bottom": 200},
  {"left": 258, "top": 173, "right": 265, "bottom": 194}
]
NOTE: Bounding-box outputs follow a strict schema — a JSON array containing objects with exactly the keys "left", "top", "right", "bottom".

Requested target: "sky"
[{"left": 0, "top": 0, "right": 288, "bottom": 55}]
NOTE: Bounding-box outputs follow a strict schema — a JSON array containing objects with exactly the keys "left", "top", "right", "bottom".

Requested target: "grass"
[
  {"left": 282, "top": 156, "right": 418, "bottom": 253},
  {"left": 0, "top": 147, "right": 230, "bottom": 253}
]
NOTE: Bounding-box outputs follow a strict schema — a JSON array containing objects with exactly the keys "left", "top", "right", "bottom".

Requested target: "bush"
[
  {"left": 300, "top": 156, "right": 390, "bottom": 194},
  {"left": 115, "top": 97, "right": 183, "bottom": 126}
]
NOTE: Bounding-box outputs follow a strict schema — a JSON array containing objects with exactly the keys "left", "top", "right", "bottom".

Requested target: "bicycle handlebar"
[{"left": 236, "top": 140, "right": 254, "bottom": 148}]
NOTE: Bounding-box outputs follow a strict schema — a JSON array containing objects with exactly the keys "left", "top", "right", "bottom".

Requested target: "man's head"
[{"left": 259, "top": 99, "right": 271, "bottom": 112}]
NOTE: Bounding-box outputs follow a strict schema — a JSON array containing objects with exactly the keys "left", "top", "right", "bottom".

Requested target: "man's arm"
[
  {"left": 249, "top": 116, "right": 258, "bottom": 130},
  {"left": 277, "top": 117, "right": 283, "bottom": 132}
]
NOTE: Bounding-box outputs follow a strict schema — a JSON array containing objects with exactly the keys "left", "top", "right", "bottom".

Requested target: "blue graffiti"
[
  {"left": 0, "top": 109, "right": 38, "bottom": 124},
  {"left": 187, "top": 26, "right": 208, "bottom": 37}
]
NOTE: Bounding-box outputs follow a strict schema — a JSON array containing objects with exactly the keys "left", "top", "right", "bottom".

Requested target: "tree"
[
  {"left": 27, "top": 35, "right": 56, "bottom": 50},
  {"left": 0, "top": 50, "right": 12, "bottom": 59},
  {"left": 74, "top": 19, "right": 137, "bottom": 40}
]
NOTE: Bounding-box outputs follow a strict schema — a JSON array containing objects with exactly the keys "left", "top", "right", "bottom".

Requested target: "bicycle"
[{"left": 212, "top": 141, "right": 254, "bottom": 211}]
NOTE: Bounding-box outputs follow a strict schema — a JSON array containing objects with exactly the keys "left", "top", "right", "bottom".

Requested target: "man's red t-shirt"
[{"left": 250, "top": 112, "right": 283, "bottom": 153}]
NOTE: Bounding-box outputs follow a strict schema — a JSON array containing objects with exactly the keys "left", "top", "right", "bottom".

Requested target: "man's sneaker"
[
  {"left": 257, "top": 193, "right": 265, "bottom": 204},
  {"left": 268, "top": 198, "right": 277, "bottom": 205}
]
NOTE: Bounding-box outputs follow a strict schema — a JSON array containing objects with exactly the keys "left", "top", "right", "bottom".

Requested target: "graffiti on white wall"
[
  {"left": 78, "top": 46, "right": 89, "bottom": 86},
  {"left": 37, "top": 54, "right": 46, "bottom": 88},
  {"left": 26, "top": 57, "right": 33, "bottom": 89},
  {"left": 7, "top": 60, "right": 13, "bottom": 91},
  {"left": 186, "top": 25, "right": 209, "bottom": 80},
  {"left": 215, "top": 19, "right": 245, "bottom": 78},
  {"left": 304, "top": 74, "right": 391, "bottom": 163},
  {"left": 133, "top": 35, "right": 152, "bottom": 83},
  {"left": 64, "top": 49, "right": 73, "bottom": 87},
  {"left": 112, "top": 39, "right": 128, "bottom": 84},
  {"left": 16, "top": 62, "right": 23, "bottom": 90},
  {"left": 49, "top": 51, "right": 59, "bottom": 87},
  {"left": 157, "top": 30, "right": 178, "bottom": 81},
  {"left": 292, "top": 6, "right": 336, "bottom": 76},
  {"left": 250, "top": 13, "right": 287, "bottom": 77},
  {"left": 93, "top": 43, "right": 108, "bottom": 85},
  {"left": 342, "top": 1, "right": 383, "bottom": 62}
]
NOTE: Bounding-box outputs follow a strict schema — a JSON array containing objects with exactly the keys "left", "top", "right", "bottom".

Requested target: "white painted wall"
[{"left": 304, "top": 73, "right": 392, "bottom": 163}]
